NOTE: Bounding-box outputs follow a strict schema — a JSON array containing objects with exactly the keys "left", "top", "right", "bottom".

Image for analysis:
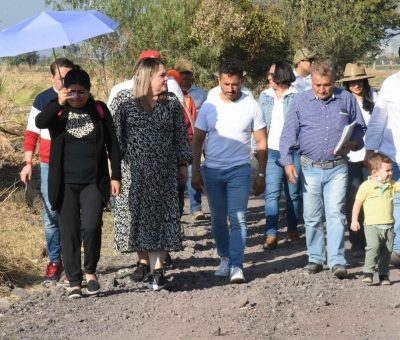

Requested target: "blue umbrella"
[{"left": 0, "top": 10, "right": 119, "bottom": 57}]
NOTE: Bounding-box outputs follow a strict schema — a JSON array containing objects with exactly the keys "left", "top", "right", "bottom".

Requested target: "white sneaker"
[
  {"left": 214, "top": 257, "right": 230, "bottom": 277},
  {"left": 230, "top": 266, "right": 245, "bottom": 284}
]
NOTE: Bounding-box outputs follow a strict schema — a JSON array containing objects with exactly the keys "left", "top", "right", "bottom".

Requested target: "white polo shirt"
[
  {"left": 365, "top": 72, "right": 400, "bottom": 163},
  {"left": 195, "top": 93, "right": 266, "bottom": 169}
]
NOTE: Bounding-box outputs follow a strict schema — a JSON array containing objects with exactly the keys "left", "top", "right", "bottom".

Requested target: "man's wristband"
[
  {"left": 257, "top": 173, "right": 265, "bottom": 177},
  {"left": 25, "top": 160, "right": 33, "bottom": 166},
  {"left": 179, "top": 163, "right": 188, "bottom": 167}
]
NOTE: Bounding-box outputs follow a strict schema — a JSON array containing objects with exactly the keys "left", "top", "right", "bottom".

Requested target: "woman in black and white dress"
[{"left": 111, "top": 57, "right": 192, "bottom": 290}]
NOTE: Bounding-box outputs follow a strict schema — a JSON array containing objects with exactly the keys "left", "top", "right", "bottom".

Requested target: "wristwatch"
[{"left": 257, "top": 173, "right": 265, "bottom": 177}]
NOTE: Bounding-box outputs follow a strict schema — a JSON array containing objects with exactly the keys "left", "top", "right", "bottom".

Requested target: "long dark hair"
[{"left": 344, "top": 79, "right": 374, "bottom": 114}]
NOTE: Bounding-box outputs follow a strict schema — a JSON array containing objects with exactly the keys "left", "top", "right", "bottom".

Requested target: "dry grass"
[
  {"left": 0, "top": 65, "right": 116, "bottom": 296},
  {"left": 364, "top": 67, "right": 399, "bottom": 90},
  {"left": 0, "top": 66, "right": 50, "bottom": 296},
  {"left": 0, "top": 199, "right": 46, "bottom": 296},
  {"left": 0, "top": 160, "right": 44, "bottom": 296}
]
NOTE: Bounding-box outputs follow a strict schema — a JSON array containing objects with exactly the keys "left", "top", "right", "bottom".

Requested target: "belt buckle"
[
  {"left": 322, "top": 161, "right": 333, "bottom": 169},
  {"left": 307, "top": 158, "right": 313, "bottom": 166}
]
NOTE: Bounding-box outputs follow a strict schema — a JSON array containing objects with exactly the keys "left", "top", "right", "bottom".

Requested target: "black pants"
[
  {"left": 58, "top": 183, "right": 104, "bottom": 287},
  {"left": 346, "top": 161, "right": 368, "bottom": 251}
]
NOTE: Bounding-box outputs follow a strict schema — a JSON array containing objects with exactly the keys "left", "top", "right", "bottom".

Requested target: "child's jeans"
[{"left": 364, "top": 224, "right": 394, "bottom": 276}]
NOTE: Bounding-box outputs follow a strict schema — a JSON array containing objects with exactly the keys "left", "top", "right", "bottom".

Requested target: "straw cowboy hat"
[{"left": 338, "top": 62, "right": 375, "bottom": 83}]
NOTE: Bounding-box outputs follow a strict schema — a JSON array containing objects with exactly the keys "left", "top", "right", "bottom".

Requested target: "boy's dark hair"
[
  {"left": 271, "top": 60, "right": 296, "bottom": 86},
  {"left": 219, "top": 59, "right": 243, "bottom": 78},
  {"left": 50, "top": 58, "right": 75, "bottom": 76},
  {"left": 367, "top": 152, "right": 393, "bottom": 172}
]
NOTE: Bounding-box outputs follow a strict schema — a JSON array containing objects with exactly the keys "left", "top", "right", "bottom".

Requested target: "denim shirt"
[
  {"left": 252, "top": 87, "right": 297, "bottom": 152},
  {"left": 259, "top": 89, "right": 297, "bottom": 132}
]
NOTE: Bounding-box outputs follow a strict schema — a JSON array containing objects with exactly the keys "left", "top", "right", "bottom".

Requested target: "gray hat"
[{"left": 293, "top": 48, "right": 316, "bottom": 65}]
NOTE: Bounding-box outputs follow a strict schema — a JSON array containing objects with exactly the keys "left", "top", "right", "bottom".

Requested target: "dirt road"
[{"left": 1, "top": 195, "right": 400, "bottom": 339}]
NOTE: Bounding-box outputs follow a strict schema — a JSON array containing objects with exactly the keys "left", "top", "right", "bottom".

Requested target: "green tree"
[
  {"left": 191, "top": 0, "right": 290, "bottom": 84},
  {"left": 3, "top": 52, "right": 40, "bottom": 68},
  {"left": 263, "top": 0, "right": 400, "bottom": 71},
  {"left": 46, "top": 0, "right": 400, "bottom": 88},
  {"left": 46, "top": 0, "right": 201, "bottom": 94}
]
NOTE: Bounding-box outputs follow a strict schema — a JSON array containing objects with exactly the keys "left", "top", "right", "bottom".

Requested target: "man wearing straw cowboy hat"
[
  {"left": 365, "top": 68, "right": 400, "bottom": 267},
  {"left": 175, "top": 58, "right": 207, "bottom": 112},
  {"left": 338, "top": 62, "right": 377, "bottom": 258},
  {"left": 20, "top": 58, "right": 75, "bottom": 284}
]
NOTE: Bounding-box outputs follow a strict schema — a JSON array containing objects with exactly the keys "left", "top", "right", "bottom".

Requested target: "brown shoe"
[
  {"left": 263, "top": 236, "right": 278, "bottom": 250},
  {"left": 192, "top": 211, "right": 205, "bottom": 221},
  {"left": 286, "top": 231, "right": 300, "bottom": 242}
]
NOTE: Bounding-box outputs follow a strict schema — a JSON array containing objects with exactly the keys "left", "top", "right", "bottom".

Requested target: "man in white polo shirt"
[
  {"left": 191, "top": 59, "right": 267, "bottom": 283},
  {"left": 365, "top": 70, "right": 400, "bottom": 267}
]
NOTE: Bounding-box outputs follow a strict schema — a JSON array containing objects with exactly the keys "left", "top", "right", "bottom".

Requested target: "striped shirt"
[
  {"left": 24, "top": 87, "right": 58, "bottom": 163},
  {"left": 279, "top": 88, "right": 366, "bottom": 166}
]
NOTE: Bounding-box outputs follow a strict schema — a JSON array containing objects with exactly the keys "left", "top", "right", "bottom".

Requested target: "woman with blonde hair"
[{"left": 111, "top": 57, "right": 192, "bottom": 290}]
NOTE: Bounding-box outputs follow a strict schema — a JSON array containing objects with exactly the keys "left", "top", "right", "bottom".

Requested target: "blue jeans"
[
  {"left": 301, "top": 162, "right": 348, "bottom": 268},
  {"left": 187, "top": 165, "right": 202, "bottom": 213},
  {"left": 392, "top": 163, "right": 400, "bottom": 252},
  {"left": 40, "top": 163, "right": 61, "bottom": 263},
  {"left": 265, "top": 149, "right": 302, "bottom": 236},
  {"left": 202, "top": 164, "right": 251, "bottom": 268}
]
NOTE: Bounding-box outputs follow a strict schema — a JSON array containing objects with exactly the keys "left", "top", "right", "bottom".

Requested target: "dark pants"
[
  {"left": 346, "top": 161, "right": 369, "bottom": 251},
  {"left": 58, "top": 183, "right": 104, "bottom": 287}
]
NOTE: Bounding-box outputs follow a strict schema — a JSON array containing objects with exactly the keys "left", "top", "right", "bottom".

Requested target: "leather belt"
[{"left": 300, "top": 156, "right": 346, "bottom": 169}]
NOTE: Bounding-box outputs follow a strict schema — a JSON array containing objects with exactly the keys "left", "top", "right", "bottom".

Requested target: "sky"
[
  {"left": 0, "top": 0, "right": 52, "bottom": 31},
  {"left": 0, "top": 0, "right": 53, "bottom": 56}
]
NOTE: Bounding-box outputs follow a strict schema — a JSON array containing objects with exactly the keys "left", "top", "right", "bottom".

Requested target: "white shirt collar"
[{"left": 264, "top": 85, "right": 297, "bottom": 99}]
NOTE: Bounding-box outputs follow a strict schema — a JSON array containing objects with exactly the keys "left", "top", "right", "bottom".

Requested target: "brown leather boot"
[{"left": 263, "top": 236, "right": 278, "bottom": 250}]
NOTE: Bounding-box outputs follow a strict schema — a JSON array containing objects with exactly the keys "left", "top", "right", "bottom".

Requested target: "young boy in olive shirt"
[{"left": 351, "top": 153, "right": 400, "bottom": 285}]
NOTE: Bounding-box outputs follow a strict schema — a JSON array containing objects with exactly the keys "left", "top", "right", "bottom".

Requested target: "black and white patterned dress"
[{"left": 111, "top": 90, "right": 192, "bottom": 252}]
